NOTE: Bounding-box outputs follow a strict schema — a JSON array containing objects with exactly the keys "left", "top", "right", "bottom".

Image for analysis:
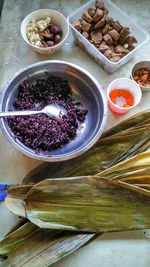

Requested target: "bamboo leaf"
[
  {"left": 25, "top": 175, "right": 150, "bottom": 232},
  {"left": 0, "top": 222, "right": 38, "bottom": 257},
  {"left": 5, "top": 185, "right": 32, "bottom": 217},
  {"left": 99, "top": 151, "right": 150, "bottom": 177},
  {"left": 5, "top": 230, "right": 96, "bottom": 267},
  {"left": 23, "top": 125, "right": 150, "bottom": 185}
]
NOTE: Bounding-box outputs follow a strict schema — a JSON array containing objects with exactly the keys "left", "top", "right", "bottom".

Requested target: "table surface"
[{"left": 0, "top": 0, "right": 150, "bottom": 266}]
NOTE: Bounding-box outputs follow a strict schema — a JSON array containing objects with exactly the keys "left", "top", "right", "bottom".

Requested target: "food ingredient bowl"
[
  {"left": 107, "top": 78, "right": 142, "bottom": 114},
  {"left": 68, "top": 0, "right": 149, "bottom": 73},
  {"left": 0, "top": 60, "right": 107, "bottom": 162},
  {"left": 131, "top": 61, "right": 150, "bottom": 92},
  {"left": 21, "top": 9, "right": 69, "bottom": 54}
]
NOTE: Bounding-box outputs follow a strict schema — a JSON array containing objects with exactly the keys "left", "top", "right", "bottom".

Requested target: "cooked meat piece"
[
  {"left": 107, "top": 25, "right": 113, "bottom": 31},
  {"left": 103, "top": 33, "right": 113, "bottom": 45},
  {"left": 90, "top": 30, "right": 102, "bottom": 45},
  {"left": 115, "top": 45, "right": 130, "bottom": 55},
  {"left": 95, "top": 0, "right": 105, "bottom": 9},
  {"left": 103, "top": 7, "right": 109, "bottom": 15},
  {"left": 98, "top": 44, "right": 110, "bottom": 52},
  {"left": 114, "top": 45, "right": 129, "bottom": 54},
  {"left": 94, "top": 15, "right": 106, "bottom": 29},
  {"left": 102, "top": 24, "right": 109, "bottom": 34},
  {"left": 82, "top": 31, "right": 89, "bottom": 39},
  {"left": 109, "top": 29, "right": 120, "bottom": 41},
  {"left": 118, "top": 27, "right": 130, "bottom": 44},
  {"left": 72, "top": 20, "right": 82, "bottom": 31},
  {"left": 109, "top": 45, "right": 114, "bottom": 52},
  {"left": 87, "top": 7, "right": 96, "bottom": 17},
  {"left": 93, "top": 8, "right": 104, "bottom": 22},
  {"left": 128, "top": 45, "right": 135, "bottom": 51},
  {"left": 82, "top": 11, "right": 92, "bottom": 23},
  {"left": 106, "top": 17, "right": 114, "bottom": 26},
  {"left": 104, "top": 49, "right": 113, "bottom": 59},
  {"left": 110, "top": 53, "right": 122, "bottom": 62},
  {"left": 113, "top": 21, "right": 123, "bottom": 32},
  {"left": 125, "top": 36, "right": 137, "bottom": 46},
  {"left": 79, "top": 19, "right": 91, "bottom": 32}
]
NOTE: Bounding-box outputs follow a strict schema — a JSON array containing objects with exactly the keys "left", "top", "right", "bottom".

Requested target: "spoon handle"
[{"left": 0, "top": 110, "right": 40, "bottom": 117}]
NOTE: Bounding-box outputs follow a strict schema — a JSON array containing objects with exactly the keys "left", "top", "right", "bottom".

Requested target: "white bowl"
[
  {"left": 130, "top": 61, "right": 150, "bottom": 92},
  {"left": 21, "top": 9, "right": 69, "bottom": 54},
  {"left": 107, "top": 78, "right": 142, "bottom": 114}
]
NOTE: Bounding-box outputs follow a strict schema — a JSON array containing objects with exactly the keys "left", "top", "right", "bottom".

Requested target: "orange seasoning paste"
[{"left": 109, "top": 89, "right": 134, "bottom": 108}]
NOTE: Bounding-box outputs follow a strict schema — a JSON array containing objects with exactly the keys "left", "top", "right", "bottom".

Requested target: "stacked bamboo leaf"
[
  {"left": 6, "top": 152, "right": 150, "bottom": 233},
  {"left": 23, "top": 109, "right": 150, "bottom": 184},
  {"left": 0, "top": 110, "right": 150, "bottom": 266}
]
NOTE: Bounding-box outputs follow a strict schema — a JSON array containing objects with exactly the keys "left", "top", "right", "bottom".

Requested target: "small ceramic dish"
[
  {"left": 131, "top": 61, "right": 150, "bottom": 92},
  {"left": 21, "top": 9, "right": 69, "bottom": 54},
  {"left": 107, "top": 78, "right": 142, "bottom": 114}
]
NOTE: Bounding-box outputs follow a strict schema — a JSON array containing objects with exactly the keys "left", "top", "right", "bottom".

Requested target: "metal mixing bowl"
[{"left": 0, "top": 60, "right": 107, "bottom": 161}]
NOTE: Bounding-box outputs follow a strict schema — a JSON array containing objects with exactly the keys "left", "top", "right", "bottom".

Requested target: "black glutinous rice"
[{"left": 8, "top": 76, "right": 88, "bottom": 153}]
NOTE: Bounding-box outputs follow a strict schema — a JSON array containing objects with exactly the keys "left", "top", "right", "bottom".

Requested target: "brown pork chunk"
[
  {"left": 110, "top": 53, "right": 123, "bottom": 62},
  {"left": 98, "top": 44, "right": 110, "bottom": 52},
  {"left": 102, "top": 24, "right": 109, "bottom": 34},
  {"left": 93, "top": 8, "right": 104, "bottom": 22},
  {"left": 90, "top": 30, "right": 103, "bottom": 46},
  {"left": 109, "top": 29, "right": 120, "bottom": 41},
  {"left": 125, "top": 36, "right": 137, "bottom": 46},
  {"left": 114, "top": 45, "right": 129, "bottom": 54},
  {"left": 79, "top": 19, "right": 91, "bottom": 32},
  {"left": 118, "top": 27, "right": 130, "bottom": 44},
  {"left": 82, "top": 11, "right": 93, "bottom": 23},
  {"left": 103, "top": 33, "right": 113, "bottom": 45},
  {"left": 113, "top": 21, "right": 123, "bottom": 32},
  {"left": 94, "top": 15, "right": 106, "bottom": 29},
  {"left": 87, "top": 7, "right": 96, "bottom": 17},
  {"left": 72, "top": 20, "right": 82, "bottom": 31},
  {"left": 104, "top": 49, "right": 113, "bottom": 59},
  {"left": 106, "top": 17, "right": 114, "bottom": 26},
  {"left": 95, "top": 0, "right": 105, "bottom": 9},
  {"left": 103, "top": 8, "right": 109, "bottom": 15},
  {"left": 82, "top": 31, "right": 89, "bottom": 39}
]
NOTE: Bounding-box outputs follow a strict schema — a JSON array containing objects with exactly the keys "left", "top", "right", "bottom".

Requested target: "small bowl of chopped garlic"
[{"left": 21, "top": 9, "right": 69, "bottom": 54}]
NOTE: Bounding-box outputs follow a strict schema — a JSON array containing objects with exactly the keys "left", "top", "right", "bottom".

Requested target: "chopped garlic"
[{"left": 26, "top": 16, "right": 51, "bottom": 46}]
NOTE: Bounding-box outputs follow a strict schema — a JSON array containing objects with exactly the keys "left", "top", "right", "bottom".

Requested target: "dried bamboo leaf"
[
  {"left": 25, "top": 176, "right": 150, "bottom": 232},
  {"left": 99, "top": 151, "right": 150, "bottom": 177},
  {"left": 4, "top": 111, "right": 150, "bottom": 266},
  {"left": 0, "top": 222, "right": 38, "bottom": 257},
  {"left": 23, "top": 125, "right": 150, "bottom": 185},
  {"left": 5, "top": 230, "right": 96, "bottom": 267},
  {"left": 103, "top": 109, "right": 150, "bottom": 137},
  {"left": 4, "top": 191, "right": 100, "bottom": 266},
  {"left": 6, "top": 218, "right": 28, "bottom": 237},
  {"left": 5, "top": 185, "right": 32, "bottom": 217}
]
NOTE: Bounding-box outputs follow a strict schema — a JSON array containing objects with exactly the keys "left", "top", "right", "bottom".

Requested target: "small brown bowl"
[{"left": 131, "top": 61, "right": 150, "bottom": 92}]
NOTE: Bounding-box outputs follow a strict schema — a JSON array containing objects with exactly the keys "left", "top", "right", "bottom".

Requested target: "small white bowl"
[
  {"left": 131, "top": 61, "right": 150, "bottom": 92},
  {"left": 21, "top": 9, "right": 69, "bottom": 54},
  {"left": 107, "top": 78, "right": 142, "bottom": 114}
]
